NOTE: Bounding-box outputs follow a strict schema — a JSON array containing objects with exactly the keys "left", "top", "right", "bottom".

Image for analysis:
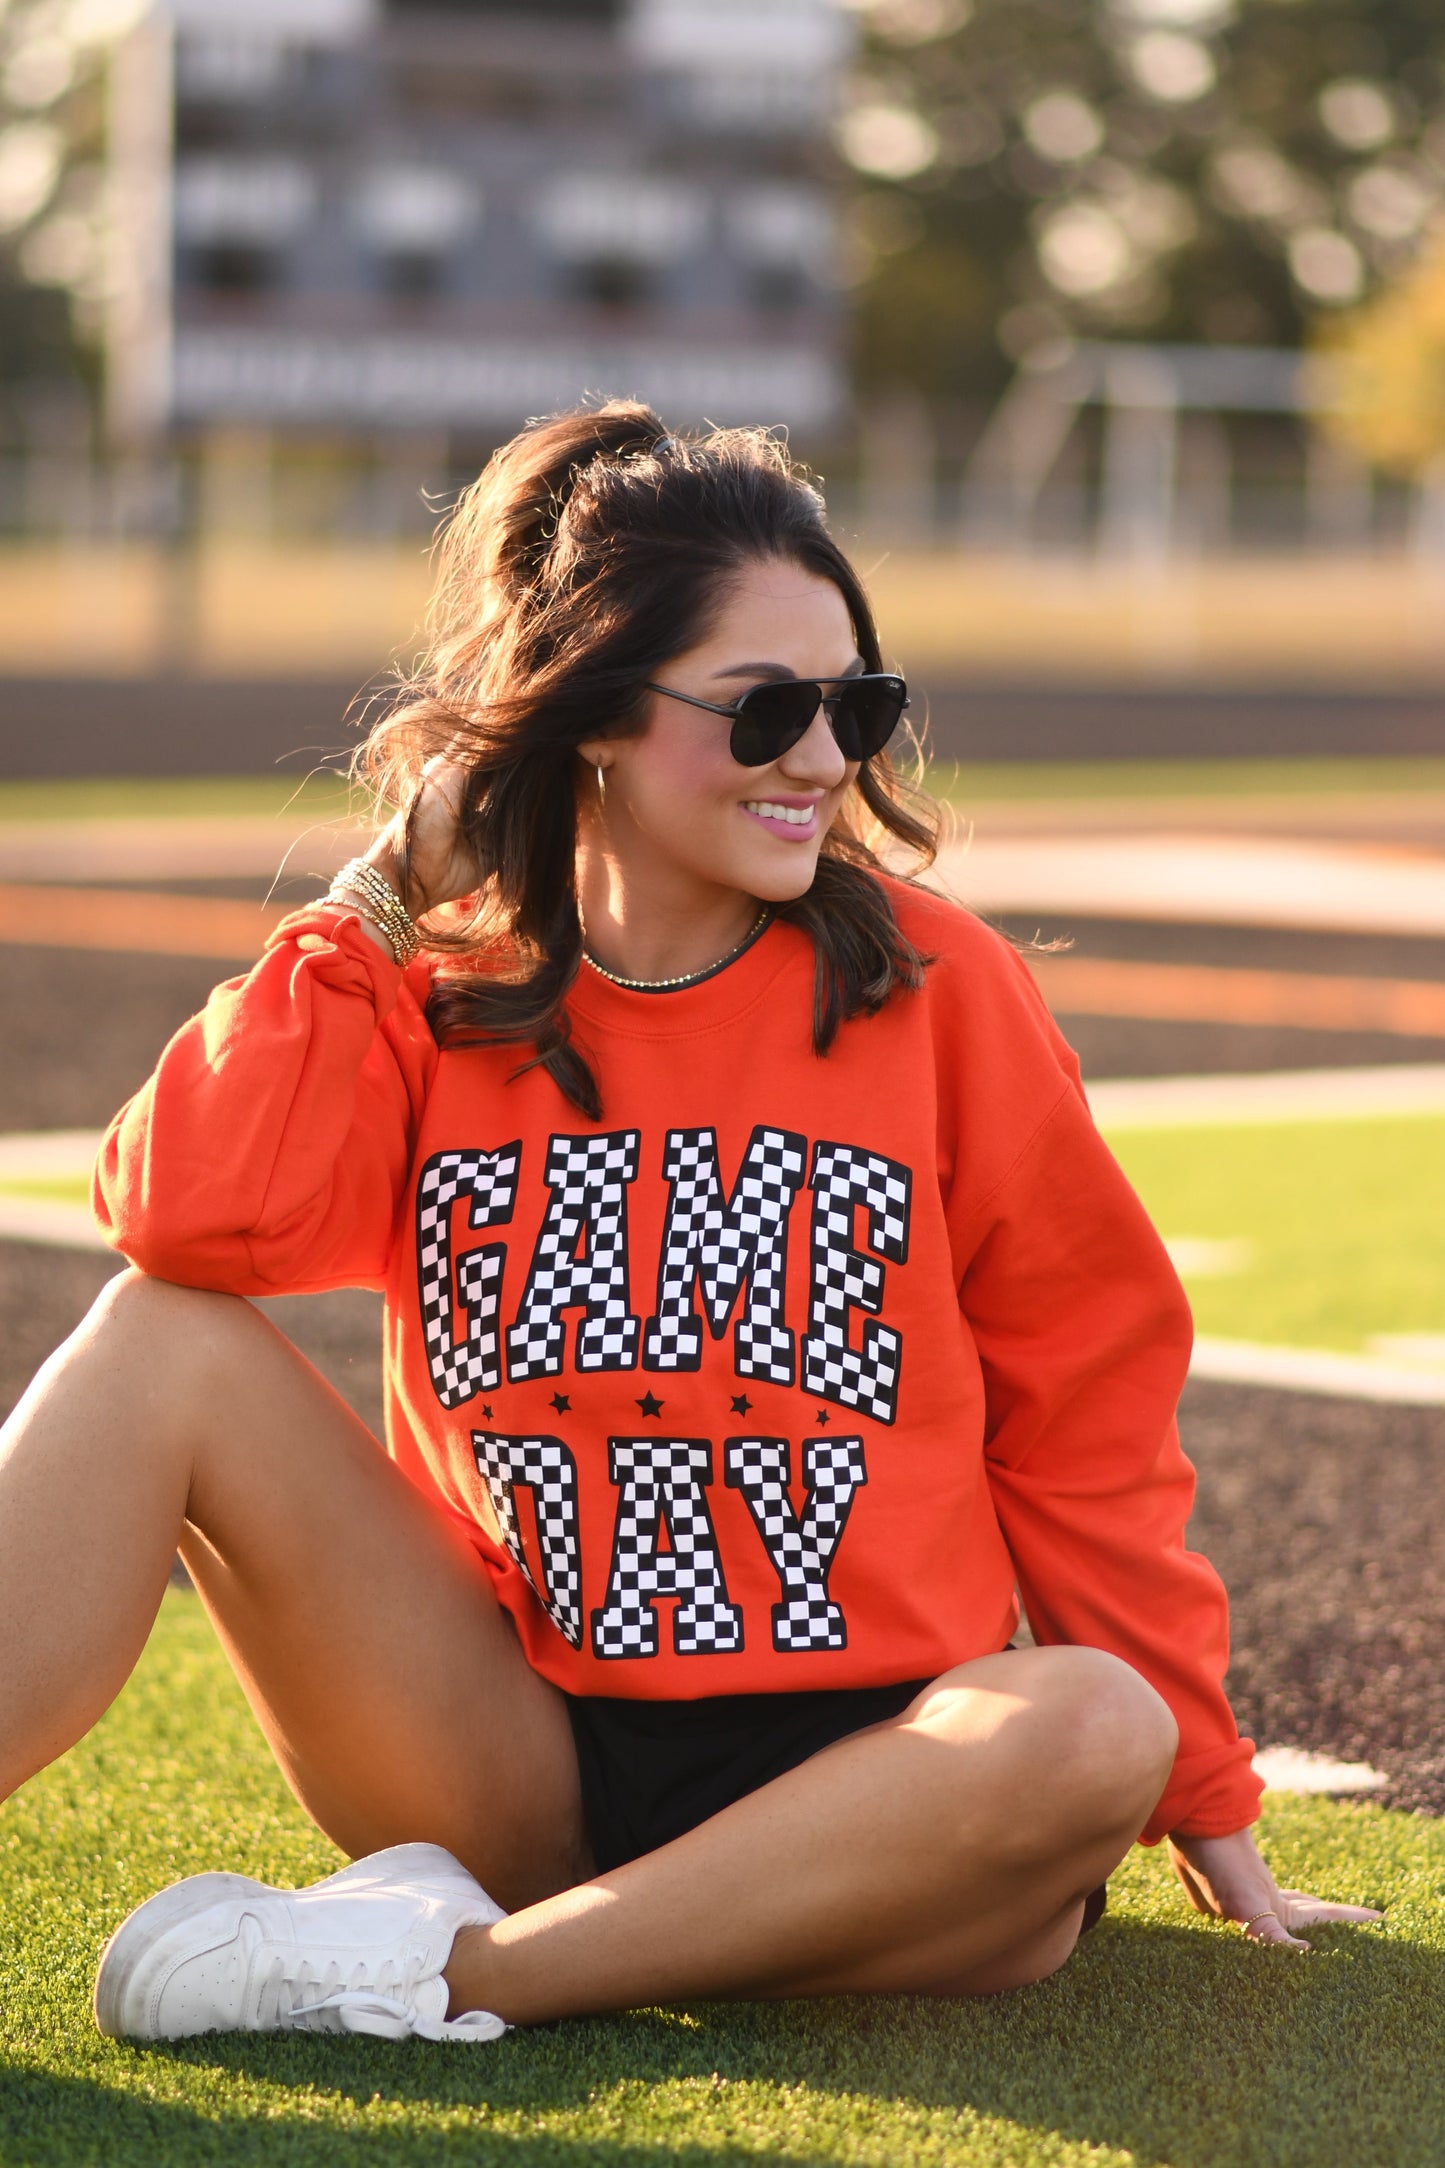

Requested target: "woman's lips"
[{"left": 741, "top": 797, "right": 821, "bottom": 841}]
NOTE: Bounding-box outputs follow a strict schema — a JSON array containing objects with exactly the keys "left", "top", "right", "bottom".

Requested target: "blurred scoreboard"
[{"left": 105, "top": 0, "right": 849, "bottom": 441}]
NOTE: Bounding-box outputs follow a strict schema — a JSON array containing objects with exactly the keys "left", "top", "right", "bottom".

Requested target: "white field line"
[
  {"left": 0, "top": 1127, "right": 104, "bottom": 1178},
  {"left": 1191, "top": 1336, "right": 1445, "bottom": 1406},
  {"left": 1252, "top": 1747, "right": 1388, "bottom": 1794},
  {"left": 0, "top": 1194, "right": 106, "bottom": 1249},
  {"left": 933, "top": 833, "right": 1445, "bottom": 937},
  {"left": 0, "top": 1129, "right": 105, "bottom": 1249},
  {"left": 1371, "top": 1333, "right": 1445, "bottom": 1364},
  {"left": 1163, "top": 1236, "right": 1252, "bottom": 1278},
  {"left": 0, "top": 819, "right": 366, "bottom": 883},
  {"left": 1088, "top": 1063, "right": 1445, "bottom": 1130}
]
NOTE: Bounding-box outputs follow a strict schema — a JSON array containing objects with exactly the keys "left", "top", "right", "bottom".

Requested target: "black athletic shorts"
[
  {"left": 563, "top": 1673, "right": 1108, "bottom": 1933},
  {"left": 565, "top": 1677, "right": 930, "bottom": 1872}
]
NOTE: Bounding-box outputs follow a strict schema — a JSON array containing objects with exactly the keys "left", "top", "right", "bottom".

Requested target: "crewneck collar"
[
  {"left": 568, "top": 911, "right": 804, "bottom": 1039},
  {"left": 580, "top": 905, "right": 774, "bottom": 995}
]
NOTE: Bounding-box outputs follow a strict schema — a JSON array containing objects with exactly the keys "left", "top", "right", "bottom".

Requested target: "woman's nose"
[{"left": 778, "top": 701, "right": 848, "bottom": 788}]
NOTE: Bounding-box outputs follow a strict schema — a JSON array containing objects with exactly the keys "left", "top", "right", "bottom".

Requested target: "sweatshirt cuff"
[
  {"left": 1140, "top": 1737, "right": 1264, "bottom": 1846},
  {"left": 265, "top": 902, "right": 408, "bottom": 1017}
]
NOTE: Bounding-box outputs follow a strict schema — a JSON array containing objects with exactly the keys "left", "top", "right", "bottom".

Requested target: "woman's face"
[{"left": 580, "top": 556, "right": 863, "bottom": 908}]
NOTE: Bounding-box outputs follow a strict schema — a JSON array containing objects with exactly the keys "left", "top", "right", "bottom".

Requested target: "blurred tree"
[
  {"left": 0, "top": 0, "right": 127, "bottom": 425},
  {"left": 1316, "top": 231, "right": 1445, "bottom": 474},
  {"left": 841, "top": 0, "right": 1445, "bottom": 408}
]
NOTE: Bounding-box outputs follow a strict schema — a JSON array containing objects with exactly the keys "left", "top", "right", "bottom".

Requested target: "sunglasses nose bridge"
[{"left": 781, "top": 691, "right": 851, "bottom": 780}]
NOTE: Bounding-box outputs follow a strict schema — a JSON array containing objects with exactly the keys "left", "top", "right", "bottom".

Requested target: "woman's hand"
[
  {"left": 365, "top": 755, "right": 482, "bottom": 921},
  {"left": 1169, "top": 1827, "right": 1382, "bottom": 1950}
]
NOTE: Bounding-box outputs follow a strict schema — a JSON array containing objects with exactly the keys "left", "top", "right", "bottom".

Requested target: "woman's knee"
[
  {"left": 81, "top": 1268, "right": 265, "bottom": 1408},
  {"left": 1010, "top": 1646, "right": 1178, "bottom": 1838},
  {"left": 89, "top": 1265, "right": 249, "bottom": 1333},
  {"left": 919, "top": 1645, "right": 1177, "bottom": 1857}
]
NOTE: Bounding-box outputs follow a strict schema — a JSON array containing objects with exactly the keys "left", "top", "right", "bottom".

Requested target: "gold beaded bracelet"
[
  {"left": 326, "top": 885, "right": 414, "bottom": 968},
  {"left": 331, "top": 881, "right": 419, "bottom": 967},
  {"left": 326, "top": 857, "right": 422, "bottom": 966}
]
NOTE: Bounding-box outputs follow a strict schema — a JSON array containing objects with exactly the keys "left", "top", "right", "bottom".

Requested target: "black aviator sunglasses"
[{"left": 645, "top": 673, "right": 909, "bottom": 769}]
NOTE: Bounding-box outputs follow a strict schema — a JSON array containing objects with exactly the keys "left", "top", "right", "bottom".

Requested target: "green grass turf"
[
  {"left": 1, "top": 1592, "right": 1441, "bottom": 2167},
  {"left": 1106, "top": 1114, "right": 1445, "bottom": 1354},
  {"left": 6, "top": 757, "right": 1445, "bottom": 827},
  {"left": 0, "top": 1178, "right": 89, "bottom": 1204},
  {"left": 0, "top": 775, "right": 359, "bottom": 825}
]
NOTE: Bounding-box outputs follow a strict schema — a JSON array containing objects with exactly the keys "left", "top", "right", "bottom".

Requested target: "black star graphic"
[
  {"left": 730, "top": 1394, "right": 753, "bottom": 1416},
  {"left": 815, "top": 1408, "right": 831, "bottom": 1425},
  {"left": 636, "top": 1391, "right": 664, "bottom": 1418},
  {"left": 481, "top": 1404, "right": 494, "bottom": 1422},
  {"left": 549, "top": 1391, "right": 571, "bottom": 1414}
]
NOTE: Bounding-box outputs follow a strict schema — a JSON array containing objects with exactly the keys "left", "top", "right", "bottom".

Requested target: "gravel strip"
[{"left": 1182, "top": 1377, "right": 1445, "bottom": 1816}]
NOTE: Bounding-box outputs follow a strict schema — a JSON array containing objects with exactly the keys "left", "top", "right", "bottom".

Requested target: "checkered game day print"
[
  {"left": 419, "top": 1123, "right": 912, "bottom": 1661},
  {"left": 643, "top": 1124, "right": 806, "bottom": 1382}
]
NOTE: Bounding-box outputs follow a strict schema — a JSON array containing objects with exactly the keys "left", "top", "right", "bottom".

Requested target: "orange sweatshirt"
[{"left": 95, "top": 878, "right": 1261, "bottom": 1842}]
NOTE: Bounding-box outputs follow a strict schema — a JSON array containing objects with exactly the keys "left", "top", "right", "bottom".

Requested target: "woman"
[{"left": 0, "top": 404, "right": 1374, "bottom": 2045}]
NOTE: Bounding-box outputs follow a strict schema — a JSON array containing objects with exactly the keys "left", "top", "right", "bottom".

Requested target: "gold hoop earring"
[{"left": 595, "top": 763, "right": 607, "bottom": 806}]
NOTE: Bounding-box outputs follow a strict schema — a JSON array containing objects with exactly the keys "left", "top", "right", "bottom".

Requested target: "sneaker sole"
[{"left": 94, "top": 1871, "right": 263, "bottom": 2038}]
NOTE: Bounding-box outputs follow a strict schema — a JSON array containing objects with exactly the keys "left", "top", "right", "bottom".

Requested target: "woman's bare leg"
[
  {"left": 3, "top": 1268, "right": 1177, "bottom": 2013},
  {"left": 0, "top": 1269, "right": 587, "bottom": 1908},
  {"left": 443, "top": 1646, "right": 1178, "bottom": 2019}
]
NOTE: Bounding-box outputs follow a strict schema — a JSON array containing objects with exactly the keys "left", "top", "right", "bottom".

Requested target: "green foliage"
[
  {"left": 0, "top": 0, "right": 109, "bottom": 399},
  {"left": 1318, "top": 230, "right": 1445, "bottom": 475},
  {"left": 2, "top": 1594, "right": 1443, "bottom": 2166},
  {"left": 853, "top": 236, "right": 1002, "bottom": 401},
  {"left": 848, "top": 0, "right": 1445, "bottom": 401},
  {"left": 1108, "top": 1114, "right": 1445, "bottom": 1353}
]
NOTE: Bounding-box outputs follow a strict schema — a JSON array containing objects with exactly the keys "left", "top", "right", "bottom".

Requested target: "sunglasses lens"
[
  {"left": 826, "top": 677, "right": 907, "bottom": 760},
  {"left": 727, "top": 676, "right": 908, "bottom": 766},
  {"left": 728, "top": 681, "right": 822, "bottom": 767}
]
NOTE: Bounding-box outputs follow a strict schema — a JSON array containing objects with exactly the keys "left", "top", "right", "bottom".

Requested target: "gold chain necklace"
[{"left": 582, "top": 907, "right": 771, "bottom": 991}]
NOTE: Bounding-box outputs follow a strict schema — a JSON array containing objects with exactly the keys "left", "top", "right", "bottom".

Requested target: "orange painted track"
[
  {"left": 1028, "top": 953, "right": 1445, "bottom": 1038},
  {"left": 3, "top": 881, "right": 1444, "bottom": 1038},
  {"left": 0, "top": 882, "right": 285, "bottom": 959}
]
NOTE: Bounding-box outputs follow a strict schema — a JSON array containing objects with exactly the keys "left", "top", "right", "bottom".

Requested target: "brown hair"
[{"left": 361, "top": 399, "right": 940, "bottom": 1120}]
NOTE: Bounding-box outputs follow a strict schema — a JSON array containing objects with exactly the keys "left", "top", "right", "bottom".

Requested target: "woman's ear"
[{"left": 576, "top": 739, "right": 613, "bottom": 773}]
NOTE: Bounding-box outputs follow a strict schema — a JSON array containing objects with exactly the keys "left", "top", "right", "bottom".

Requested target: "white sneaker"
[{"left": 94, "top": 1842, "right": 509, "bottom": 2043}]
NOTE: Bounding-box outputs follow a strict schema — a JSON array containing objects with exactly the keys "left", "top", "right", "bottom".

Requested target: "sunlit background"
[
  {"left": 0, "top": 0, "right": 1443, "bottom": 699},
  {"left": 1, "top": 0, "right": 1445, "bottom": 1822}
]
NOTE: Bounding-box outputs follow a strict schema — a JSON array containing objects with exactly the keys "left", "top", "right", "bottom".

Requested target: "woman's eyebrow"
[{"left": 710, "top": 656, "right": 865, "bottom": 682}]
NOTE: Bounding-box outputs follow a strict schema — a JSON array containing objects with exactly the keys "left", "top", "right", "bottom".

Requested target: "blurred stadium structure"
[
  {"left": 1, "top": 0, "right": 1443, "bottom": 765},
  {"left": 4, "top": 0, "right": 849, "bottom": 540}
]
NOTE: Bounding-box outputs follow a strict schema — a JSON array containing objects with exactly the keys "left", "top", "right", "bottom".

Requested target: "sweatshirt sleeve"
[
  {"left": 93, "top": 904, "right": 439, "bottom": 1297},
  {"left": 936, "top": 937, "right": 1262, "bottom": 1842}
]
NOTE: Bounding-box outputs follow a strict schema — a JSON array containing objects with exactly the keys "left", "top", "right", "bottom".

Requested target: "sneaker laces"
[
  {"left": 261, "top": 1947, "right": 508, "bottom": 2042},
  {"left": 260, "top": 1947, "right": 428, "bottom": 2035},
  {"left": 301, "top": 1986, "right": 508, "bottom": 2042}
]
